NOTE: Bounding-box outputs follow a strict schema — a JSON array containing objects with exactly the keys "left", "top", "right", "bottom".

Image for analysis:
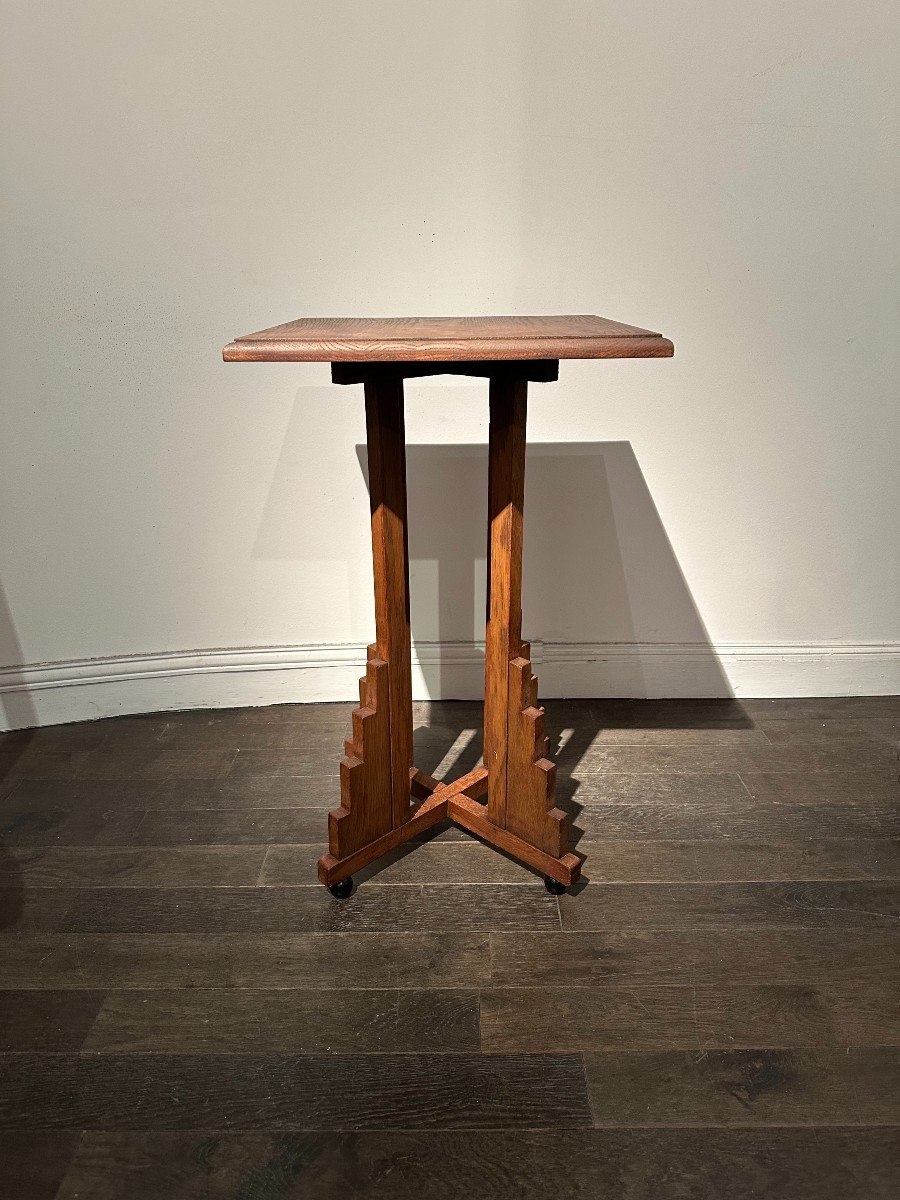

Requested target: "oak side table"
[{"left": 224, "top": 316, "right": 674, "bottom": 897}]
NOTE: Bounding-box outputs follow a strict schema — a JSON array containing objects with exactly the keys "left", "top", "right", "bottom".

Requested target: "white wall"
[{"left": 1, "top": 0, "right": 898, "bottom": 726}]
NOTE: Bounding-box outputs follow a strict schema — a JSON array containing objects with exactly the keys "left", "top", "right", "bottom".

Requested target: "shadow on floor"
[
  {"left": 353, "top": 435, "right": 744, "bottom": 887},
  {"left": 360, "top": 693, "right": 755, "bottom": 890}
]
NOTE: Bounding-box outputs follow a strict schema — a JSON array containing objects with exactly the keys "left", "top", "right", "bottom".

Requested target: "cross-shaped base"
[
  {"left": 316, "top": 361, "right": 581, "bottom": 895},
  {"left": 223, "top": 315, "right": 674, "bottom": 897}
]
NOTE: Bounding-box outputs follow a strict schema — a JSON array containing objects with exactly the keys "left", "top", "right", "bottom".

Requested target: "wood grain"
[
  {"left": 558, "top": 882, "right": 898, "bottom": 931},
  {"left": 1, "top": 775, "right": 343, "bottom": 810},
  {"left": 480, "top": 985, "right": 833, "bottom": 1052},
  {"left": 575, "top": 743, "right": 893, "bottom": 773},
  {"left": 739, "top": 770, "right": 900, "bottom": 804},
  {"left": 55, "top": 1129, "right": 900, "bottom": 1200},
  {"left": 570, "top": 838, "right": 900, "bottom": 882},
  {"left": 364, "top": 376, "right": 413, "bottom": 831},
  {"left": 0, "top": 989, "right": 104, "bottom": 1051},
  {"left": 448, "top": 793, "right": 581, "bottom": 886},
  {"left": 60, "top": 884, "right": 563, "bottom": 933},
  {"left": 1, "top": 697, "right": 898, "bottom": 1200},
  {"left": 569, "top": 798, "right": 899, "bottom": 840},
  {"left": 583, "top": 1047, "right": 893, "bottom": 1126},
  {"left": 0, "top": 1052, "right": 592, "bottom": 1130},
  {"left": 2, "top": 845, "right": 267, "bottom": 887},
  {"left": 821, "top": 981, "right": 900, "bottom": 1045},
  {"left": 0, "top": 1132, "right": 80, "bottom": 1200},
  {"left": 489, "top": 927, "right": 900, "bottom": 988},
  {"left": 223, "top": 314, "right": 674, "bottom": 362},
  {"left": 483, "top": 375, "right": 527, "bottom": 828},
  {"left": 131, "top": 808, "right": 332, "bottom": 845},
  {"left": 0, "top": 801, "right": 145, "bottom": 847},
  {"left": 85, "top": 988, "right": 480, "bottom": 1054},
  {"left": 318, "top": 792, "right": 448, "bottom": 886},
  {"left": 0, "top": 932, "right": 491, "bottom": 989}
]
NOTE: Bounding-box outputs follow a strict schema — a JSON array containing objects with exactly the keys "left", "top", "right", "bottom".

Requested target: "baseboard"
[{"left": 1, "top": 641, "right": 897, "bottom": 729}]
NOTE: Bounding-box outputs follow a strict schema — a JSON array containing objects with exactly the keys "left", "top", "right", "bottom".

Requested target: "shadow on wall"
[{"left": 356, "top": 439, "right": 733, "bottom": 700}]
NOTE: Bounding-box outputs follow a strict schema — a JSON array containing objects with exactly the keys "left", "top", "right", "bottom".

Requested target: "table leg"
[
  {"left": 484, "top": 376, "right": 569, "bottom": 860},
  {"left": 319, "top": 361, "right": 580, "bottom": 894},
  {"left": 320, "top": 375, "right": 414, "bottom": 873}
]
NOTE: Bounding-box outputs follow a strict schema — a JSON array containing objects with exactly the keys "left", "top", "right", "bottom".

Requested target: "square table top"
[{"left": 222, "top": 315, "right": 673, "bottom": 363}]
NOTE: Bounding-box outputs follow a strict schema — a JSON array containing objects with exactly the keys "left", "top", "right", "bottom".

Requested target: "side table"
[{"left": 224, "top": 316, "right": 674, "bottom": 895}]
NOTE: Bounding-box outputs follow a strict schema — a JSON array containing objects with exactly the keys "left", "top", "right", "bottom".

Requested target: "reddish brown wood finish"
[
  {"left": 317, "top": 790, "right": 447, "bottom": 886},
  {"left": 323, "top": 378, "right": 414, "bottom": 869},
  {"left": 484, "top": 377, "right": 527, "bottom": 829},
  {"left": 223, "top": 314, "right": 673, "bottom": 892},
  {"left": 364, "top": 377, "right": 413, "bottom": 831},
  {"left": 316, "top": 363, "right": 580, "bottom": 890},
  {"left": 449, "top": 792, "right": 582, "bottom": 887},
  {"left": 328, "top": 650, "right": 392, "bottom": 861},
  {"left": 506, "top": 651, "right": 568, "bottom": 859},
  {"left": 223, "top": 315, "right": 674, "bottom": 362}
]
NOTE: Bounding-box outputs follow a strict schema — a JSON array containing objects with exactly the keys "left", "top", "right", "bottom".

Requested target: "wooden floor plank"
[
  {"left": 53, "top": 1128, "right": 900, "bottom": 1200},
  {"left": 0, "top": 1131, "right": 81, "bottom": 1200},
  {"left": 759, "top": 719, "right": 898, "bottom": 748},
  {"left": 84, "top": 988, "right": 480, "bottom": 1053},
  {"left": 130, "top": 809, "right": 332, "bottom": 846},
  {"left": 566, "top": 727, "right": 774, "bottom": 748},
  {"left": 0, "top": 1052, "right": 592, "bottom": 1130},
  {"left": 558, "top": 881, "right": 899, "bottom": 931},
  {"left": 1, "top": 775, "right": 342, "bottom": 810},
  {"left": 1, "top": 846, "right": 267, "bottom": 887},
  {"left": 480, "top": 985, "right": 834, "bottom": 1052},
  {"left": 691, "top": 927, "right": 900, "bottom": 986},
  {"left": 0, "top": 886, "right": 75, "bottom": 934},
  {"left": 60, "top": 884, "right": 563, "bottom": 933},
  {"left": 583, "top": 1047, "right": 895, "bottom": 1126},
  {"left": 588, "top": 697, "right": 900, "bottom": 722},
  {"left": 0, "top": 696, "right": 897, "bottom": 1200},
  {"left": 577, "top": 838, "right": 899, "bottom": 882},
  {"left": 575, "top": 743, "right": 896, "bottom": 774},
  {"left": 0, "top": 990, "right": 104, "bottom": 1051},
  {"left": 739, "top": 770, "right": 900, "bottom": 805},
  {"left": 820, "top": 981, "right": 900, "bottom": 1045},
  {"left": 564, "top": 772, "right": 750, "bottom": 805},
  {"left": 1, "top": 747, "right": 238, "bottom": 784},
  {"left": 738, "top": 697, "right": 900, "bottom": 719},
  {"left": 488, "top": 928, "right": 900, "bottom": 988},
  {"left": 569, "top": 798, "right": 898, "bottom": 840},
  {"left": 0, "top": 803, "right": 145, "bottom": 847},
  {"left": 228, "top": 749, "right": 352, "bottom": 779},
  {"left": 0, "top": 932, "right": 491, "bottom": 989}
]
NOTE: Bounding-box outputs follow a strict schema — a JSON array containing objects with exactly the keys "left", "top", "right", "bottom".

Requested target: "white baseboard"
[{"left": 1, "top": 641, "right": 897, "bottom": 729}]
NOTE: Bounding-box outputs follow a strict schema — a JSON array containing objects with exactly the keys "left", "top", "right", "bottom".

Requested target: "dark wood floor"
[{"left": 0, "top": 696, "right": 897, "bottom": 1199}]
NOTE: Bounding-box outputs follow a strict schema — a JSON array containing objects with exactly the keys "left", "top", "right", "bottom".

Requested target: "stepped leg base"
[
  {"left": 319, "top": 766, "right": 582, "bottom": 890},
  {"left": 446, "top": 790, "right": 581, "bottom": 887},
  {"left": 317, "top": 788, "right": 447, "bottom": 887}
]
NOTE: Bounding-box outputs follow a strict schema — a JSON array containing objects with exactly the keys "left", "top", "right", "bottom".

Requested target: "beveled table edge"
[{"left": 222, "top": 334, "right": 675, "bottom": 363}]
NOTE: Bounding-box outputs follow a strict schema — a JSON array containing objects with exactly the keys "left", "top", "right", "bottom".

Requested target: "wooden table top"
[{"left": 223, "top": 315, "right": 673, "bottom": 363}]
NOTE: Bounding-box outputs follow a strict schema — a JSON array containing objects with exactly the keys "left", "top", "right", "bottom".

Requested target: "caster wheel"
[
  {"left": 329, "top": 876, "right": 354, "bottom": 900},
  {"left": 544, "top": 875, "right": 566, "bottom": 896}
]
